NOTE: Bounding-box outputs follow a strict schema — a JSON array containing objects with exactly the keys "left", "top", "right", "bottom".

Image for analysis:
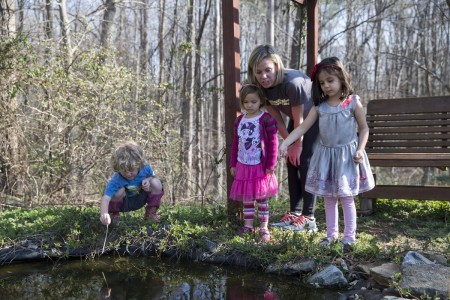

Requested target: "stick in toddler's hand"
[{"left": 102, "top": 224, "right": 109, "bottom": 254}]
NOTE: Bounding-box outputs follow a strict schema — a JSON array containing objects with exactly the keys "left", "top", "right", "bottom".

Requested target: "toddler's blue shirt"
[{"left": 104, "top": 164, "right": 155, "bottom": 198}]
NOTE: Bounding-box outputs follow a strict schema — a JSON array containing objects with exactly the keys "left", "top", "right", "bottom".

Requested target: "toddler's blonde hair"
[{"left": 111, "top": 141, "right": 146, "bottom": 172}]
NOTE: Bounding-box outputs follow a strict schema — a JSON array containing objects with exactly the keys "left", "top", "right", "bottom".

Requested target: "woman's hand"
[
  {"left": 287, "top": 140, "right": 302, "bottom": 166},
  {"left": 230, "top": 167, "right": 236, "bottom": 177}
]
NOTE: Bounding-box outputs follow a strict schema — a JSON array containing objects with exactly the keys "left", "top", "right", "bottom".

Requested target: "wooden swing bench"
[{"left": 359, "top": 95, "right": 450, "bottom": 214}]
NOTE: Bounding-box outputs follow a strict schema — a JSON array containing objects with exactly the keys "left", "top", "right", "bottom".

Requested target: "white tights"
[{"left": 324, "top": 196, "right": 356, "bottom": 243}]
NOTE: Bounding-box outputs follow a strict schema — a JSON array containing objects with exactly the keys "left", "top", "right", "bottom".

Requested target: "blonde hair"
[
  {"left": 247, "top": 44, "right": 285, "bottom": 87},
  {"left": 111, "top": 141, "right": 146, "bottom": 172}
]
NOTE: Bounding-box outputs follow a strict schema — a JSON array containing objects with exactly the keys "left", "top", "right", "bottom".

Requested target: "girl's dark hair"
[
  {"left": 239, "top": 83, "right": 266, "bottom": 108},
  {"left": 310, "top": 57, "right": 353, "bottom": 105}
]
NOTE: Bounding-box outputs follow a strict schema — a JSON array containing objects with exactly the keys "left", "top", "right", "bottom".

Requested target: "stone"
[
  {"left": 307, "top": 265, "right": 348, "bottom": 287},
  {"left": 401, "top": 263, "right": 450, "bottom": 299},
  {"left": 370, "top": 263, "right": 401, "bottom": 287},
  {"left": 355, "top": 263, "right": 381, "bottom": 279},
  {"left": 402, "top": 251, "right": 433, "bottom": 268},
  {"left": 266, "top": 259, "right": 316, "bottom": 275}
]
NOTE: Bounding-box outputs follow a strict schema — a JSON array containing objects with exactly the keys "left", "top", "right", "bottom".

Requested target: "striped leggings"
[{"left": 243, "top": 198, "right": 269, "bottom": 223}]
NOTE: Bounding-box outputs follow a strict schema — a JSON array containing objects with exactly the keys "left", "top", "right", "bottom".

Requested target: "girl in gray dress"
[{"left": 279, "top": 57, "right": 375, "bottom": 249}]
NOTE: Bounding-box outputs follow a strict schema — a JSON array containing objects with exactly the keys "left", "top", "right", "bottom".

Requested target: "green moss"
[{"left": 0, "top": 199, "right": 448, "bottom": 268}]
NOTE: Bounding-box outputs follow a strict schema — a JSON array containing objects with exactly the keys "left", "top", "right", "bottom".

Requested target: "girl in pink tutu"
[{"left": 230, "top": 84, "right": 279, "bottom": 242}]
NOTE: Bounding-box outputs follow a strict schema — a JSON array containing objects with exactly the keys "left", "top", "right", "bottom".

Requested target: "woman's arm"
[
  {"left": 280, "top": 107, "right": 318, "bottom": 157},
  {"left": 286, "top": 104, "right": 304, "bottom": 166},
  {"left": 266, "top": 105, "right": 288, "bottom": 139}
]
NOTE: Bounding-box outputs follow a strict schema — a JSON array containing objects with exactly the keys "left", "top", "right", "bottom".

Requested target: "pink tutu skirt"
[{"left": 230, "top": 162, "right": 278, "bottom": 201}]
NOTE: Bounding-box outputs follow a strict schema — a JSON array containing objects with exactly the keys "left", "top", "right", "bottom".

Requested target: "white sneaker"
[
  {"left": 271, "top": 212, "right": 300, "bottom": 227},
  {"left": 283, "top": 215, "right": 318, "bottom": 232}
]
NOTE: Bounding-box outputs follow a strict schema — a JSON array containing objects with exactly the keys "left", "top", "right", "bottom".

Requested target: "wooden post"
[
  {"left": 222, "top": 0, "right": 242, "bottom": 222},
  {"left": 306, "top": 0, "right": 318, "bottom": 76}
]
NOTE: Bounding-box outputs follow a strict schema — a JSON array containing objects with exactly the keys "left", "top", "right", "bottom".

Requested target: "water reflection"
[{"left": 0, "top": 256, "right": 344, "bottom": 299}]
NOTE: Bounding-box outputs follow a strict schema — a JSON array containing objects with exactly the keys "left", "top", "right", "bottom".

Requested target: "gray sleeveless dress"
[{"left": 305, "top": 95, "right": 375, "bottom": 197}]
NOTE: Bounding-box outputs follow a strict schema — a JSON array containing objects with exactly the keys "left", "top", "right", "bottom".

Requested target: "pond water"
[{"left": 0, "top": 256, "right": 346, "bottom": 299}]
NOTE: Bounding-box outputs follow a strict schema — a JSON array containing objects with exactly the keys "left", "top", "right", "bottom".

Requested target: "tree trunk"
[
  {"left": 139, "top": 0, "right": 148, "bottom": 75},
  {"left": 212, "top": 0, "right": 223, "bottom": 200},
  {"left": 266, "top": 0, "right": 274, "bottom": 44},
  {"left": 0, "top": 0, "right": 27, "bottom": 204},
  {"left": 57, "top": 0, "right": 72, "bottom": 66},
  {"left": 373, "top": 1, "right": 383, "bottom": 99},
  {"left": 100, "top": 0, "right": 116, "bottom": 49},
  {"left": 181, "top": 0, "right": 195, "bottom": 198},
  {"left": 193, "top": 0, "right": 211, "bottom": 202},
  {"left": 0, "top": 0, "right": 14, "bottom": 35},
  {"left": 17, "top": 0, "right": 24, "bottom": 34},
  {"left": 44, "top": 0, "right": 53, "bottom": 40},
  {"left": 158, "top": 0, "right": 166, "bottom": 98}
]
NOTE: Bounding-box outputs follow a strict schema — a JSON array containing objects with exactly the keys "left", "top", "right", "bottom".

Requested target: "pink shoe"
[
  {"left": 259, "top": 228, "right": 270, "bottom": 242},
  {"left": 237, "top": 226, "right": 254, "bottom": 235}
]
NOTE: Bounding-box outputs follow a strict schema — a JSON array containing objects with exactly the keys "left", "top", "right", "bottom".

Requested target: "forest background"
[{"left": 0, "top": 0, "right": 449, "bottom": 209}]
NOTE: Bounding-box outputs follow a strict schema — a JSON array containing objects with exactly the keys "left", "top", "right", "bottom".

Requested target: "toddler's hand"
[
  {"left": 142, "top": 178, "right": 151, "bottom": 192},
  {"left": 100, "top": 213, "right": 111, "bottom": 226}
]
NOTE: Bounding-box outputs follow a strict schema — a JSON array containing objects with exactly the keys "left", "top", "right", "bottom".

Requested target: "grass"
[{"left": 0, "top": 198, "right": 448, "bottom": 269}]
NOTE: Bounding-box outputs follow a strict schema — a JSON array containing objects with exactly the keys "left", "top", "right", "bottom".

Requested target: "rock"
[
  {"left": 401, "top": 263, "right": 450, "bottom": 299},
  {"left": 355, "top": 263, "right": 382, "bottom": 279},
  {"left": 370, "top": 263, "right": 401, "bottom": 287},
  {"left": 201, "top": 236, "right": 219, "bottom": 253},
  {"left": 402, "top": 251, "right": 433, "bottom": 268},
  {"left": 424, "top": 252, "right": 448, "bottom": 266},
  {"left": 266, "top": 259, "right": 316, "bottom": 275},
  {"left": 0, "top": 247, "right": 46, "bottom": 265},
  {"left": 307, "top": 265, "right": 348, "bottom": 287}
]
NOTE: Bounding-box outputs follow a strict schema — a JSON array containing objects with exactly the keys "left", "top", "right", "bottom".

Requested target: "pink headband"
[{"left": 310, "top": 64, "right": 341, "bottom": 81}]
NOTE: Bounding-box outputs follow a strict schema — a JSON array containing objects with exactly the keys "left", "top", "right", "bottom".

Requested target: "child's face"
[
  {"left": 119, "top": 168, "right": 139, "bottom": 180},
  {"left": 242, "top": 93, "right": 262, "bottom": 116},
  {"left": 318, "top": 71, "right": 342, "bottom": 99},
  {"left": 255, "top": 58, "right": 277, "bottom": 88}
]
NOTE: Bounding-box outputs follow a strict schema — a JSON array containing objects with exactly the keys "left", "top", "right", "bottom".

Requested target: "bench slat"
[
  {"left": 369, "top": 127, "right": 450, "bottom": 133},
  {"left": 368, "top": 120, "right": 450, "bottom": 127},
  {"left": 367, "top": 141, "right": 450, "bottom": 148},
  {"left": 361, "top": 186, "right": 450, "bottom": 201},
  {"left": 366, "top": 96, "right": 450, "bottom": 114},
  {"left": 368, "top": 152, "right": 450, "bottom": 167},
  {"left": 367, "top": 113, "right": 450, "bottom": 121},
  {"left": 368, "top": 134, "right": 450, "bottom": 141},
  {"left": 367, "top": 149, "right": 450, "bottom": 154},
  {"left": 368, "top": 153, "right": 450, "bottom": 160}
]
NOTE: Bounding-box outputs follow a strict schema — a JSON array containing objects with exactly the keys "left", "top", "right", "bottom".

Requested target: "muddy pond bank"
[{"left": 0, "top": 202, "right": 449, "bottom": 299}]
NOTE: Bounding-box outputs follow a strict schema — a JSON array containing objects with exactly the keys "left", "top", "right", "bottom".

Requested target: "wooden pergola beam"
[
  {"left": 306, "top": 0, "right": 318, "bottom": 76},
  {"left": 222, "top": 0, "right": 319, "bottom": 218},
  {"left": 222, "top": 0, "right": 242, "bottom": 219}
]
